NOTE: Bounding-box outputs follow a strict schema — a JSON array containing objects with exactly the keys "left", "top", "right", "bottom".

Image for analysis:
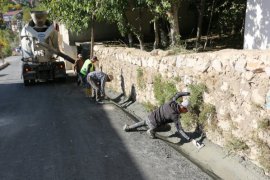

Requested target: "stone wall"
[{"left": 94, "top": 45, "right": 270, "bottom": 174}]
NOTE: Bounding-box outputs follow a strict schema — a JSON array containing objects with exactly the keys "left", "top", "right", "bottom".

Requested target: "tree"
[
  {"left": 166, "top": 0, "right": 182, "bottom": 46},
  {"left": 22, "top": 7, "right": 31, "bottom": 23},
  {"left": 0, "top": 30, "right": 14, "bottom": 58},
  {"left": 0, "top": 0, "right": 14, "bottom": 13},
  {"left": 44, "top": 0, "right": 97, "bottom": 57},
  {"left": 204, "top": 0, "right": 215, "bottom": 50},
  {"left": 46, "top": 0, "right": 163, "bottom": 51},
  {"left": 99, "top": 0, "right": 147, "bottom": 50},
  {"left": 145, "top": 0, "right": 166, "bottom": 49},
  {"left": 128, "top": 0, "right": 146, "bottom": 50},
  {"left": 146, "top": 0, "right": 183, "bottom": 47},
  {"left": 210, "top": 0, "right": 246, "bottom": 37},
  {"left": 195, "top": 0, "right": 206, "bottom": 49}
]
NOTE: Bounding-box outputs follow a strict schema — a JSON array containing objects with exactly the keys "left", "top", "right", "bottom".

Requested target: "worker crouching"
[{"left": 86, "top": 71, "right": 113, "bottom": 102}]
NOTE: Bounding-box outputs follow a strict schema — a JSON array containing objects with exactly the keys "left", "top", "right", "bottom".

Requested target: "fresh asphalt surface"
[{"left": 0, "top": 56, "right": 212, "bottom": 180}]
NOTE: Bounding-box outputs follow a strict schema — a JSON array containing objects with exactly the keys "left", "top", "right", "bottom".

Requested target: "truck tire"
[
  {"left": 55, "top": 77, "right": 66, "bottom": 83},
  {"left": 23, "top": 79, "right": 35, "bottom": 86},
  {"left": 24, "top": 80, "right": 31, "bottom": 86}
]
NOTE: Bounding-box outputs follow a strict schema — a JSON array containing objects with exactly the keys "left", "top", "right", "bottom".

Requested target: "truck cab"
[{"left": 20, "top": 11, "right": 67, "bottom": 85}]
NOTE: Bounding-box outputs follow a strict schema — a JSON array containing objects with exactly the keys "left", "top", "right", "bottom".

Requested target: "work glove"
[{"left": 191, "top": 139, "right": 205, "bottom": 149}]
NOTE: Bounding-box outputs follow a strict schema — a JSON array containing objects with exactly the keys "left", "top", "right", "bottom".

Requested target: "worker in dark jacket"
[
  {"left": 86, "top": 71, "right": 113, "bottom": 102},
  {"left": 123, "top": 92, "right": 202, "bottom": 147}
]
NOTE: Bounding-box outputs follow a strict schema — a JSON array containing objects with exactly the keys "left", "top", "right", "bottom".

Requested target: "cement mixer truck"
[{"left": 20, "top": 11, "right": 75, "bottom": 86}]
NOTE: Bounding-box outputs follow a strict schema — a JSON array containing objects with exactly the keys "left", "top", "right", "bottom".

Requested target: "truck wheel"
[
  {"left": 24, "top": 80, "right": 35, "bottom": 86},
  {"left": 56, "top": 77, "right": 66, "bottom": 83},
  {"left": 24, "top": 80, "right": 30, "bottom": 86}
]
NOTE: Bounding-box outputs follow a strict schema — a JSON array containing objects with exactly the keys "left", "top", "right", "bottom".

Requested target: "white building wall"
[{"left": 244, "top": 0, "right": 270, "bottom": 49}]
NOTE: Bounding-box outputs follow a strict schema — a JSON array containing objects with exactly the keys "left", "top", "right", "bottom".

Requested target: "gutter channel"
[{"left": 106, "top": 100, "right": 221, "bottom": 179}]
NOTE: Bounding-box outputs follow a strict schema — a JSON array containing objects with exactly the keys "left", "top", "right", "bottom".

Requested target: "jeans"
[
  {"left": 79, "top": 73, "right": 89, "bottom": 88},
  {"left": 128, "top": 119, "right": 155, "bottom": 131},
  {"left": 87, "top": 77, "right": 101, "bottom": 101}
]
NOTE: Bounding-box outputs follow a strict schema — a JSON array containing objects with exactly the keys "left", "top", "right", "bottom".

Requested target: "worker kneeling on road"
[
  {"left": 80, "top": 56, "right": 98, "bottom": 87},
  {"left": 123, "top": 92, "right": 203, "bottom": 148},
  {"left": 86, "top": 71, "right": 113, "bottom": 102}
]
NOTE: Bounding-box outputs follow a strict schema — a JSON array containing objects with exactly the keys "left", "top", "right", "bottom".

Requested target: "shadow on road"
[{"left": 0, "top": 80, "right": 145, "bottom": 180}]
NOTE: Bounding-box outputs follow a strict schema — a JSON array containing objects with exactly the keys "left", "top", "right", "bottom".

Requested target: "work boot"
[
  {"left": 123, "top": 124, "right": 130, "bottom": 132},
  {"left": 77, "top": 78, "right": 81, "bottom": 86},
  {"left": 95, "top": 90, "right": 101, "bottom": 102},
  {"left": 90, "top": 89, "right": 96, "bottom": 100},
  {"left": 147, "top": 129, "right": 155, "bottom": 139}
]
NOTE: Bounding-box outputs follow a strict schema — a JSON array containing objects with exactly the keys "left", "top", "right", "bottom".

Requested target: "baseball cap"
[{"left": 92, "top": 56, "right": 98, "bottom": 61}]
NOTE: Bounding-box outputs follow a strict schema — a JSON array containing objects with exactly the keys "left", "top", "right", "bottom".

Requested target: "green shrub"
[
  {"left": 181, "top": 112, "right": 198, "bottom": 130},
  {"left": 0, "top": 29, "right": 17, "bottom": 58},
  {"left": 136, "top": 68, "right": 146, "bottom": 90},
  {"left": 153, "top": 75, "right": 177, "bottom": 105},
  {"left": 143, "top": 101, "right": 157, "bottom": 112},
  {"left": 258, "top": 118, "right": 270, "bottom": 130},
  {"left": 173, "top": 76, "right": 181, "bottom": 82},
  {"left": 257, "top": 141, "right": 270, "bottom": 173},
  {"left": 167, "top": 41, "right": 195, "bottom": 54},
  {"left": 188, "top": 83, "right": 207, "bottom": 116},
  {"left": 198, "top": 104, "right": 217, "bottom": 128},
  {"left": 225, "top": 137, "right": 249, "bottom": 153},
  {"left": 179, "top": 83, "right": 210, "bottom": 131}
]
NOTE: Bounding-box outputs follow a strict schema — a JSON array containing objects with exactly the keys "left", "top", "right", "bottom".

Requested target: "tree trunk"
[
  {"left": 153, "top": 19, "right": 160, "bottom": 49},
  {"left": 204, "top": 0, "right": 215, "bottom": 50},
  {"left": 231, "top": 24, "right": 235, "bottom": 35},
  {"left": 90, "top": 15, "right": 94, "bottom": 58},
  {"left": 167, "top": 4, "right": 180, "bottom": 46},
  {"left": 137, "top": 7, "right": 144, "bottom": 50},
  {"left": 159, "top": 19, "right": 169, "bottom": 47},
  {"left": 136, "top": 34, "right": 144, "bottom": 50},
  {"left": 240, "top": 2, "right": 247, "bottom": 37},
  {"left": 196, "top": 0, "right": 206, "bottom": 49},
  {"left": 128, "top": 33, "right": 133, "bottom": 47},
  {"left": 218, "top": 21, "right": 223, "bottom": 38}
]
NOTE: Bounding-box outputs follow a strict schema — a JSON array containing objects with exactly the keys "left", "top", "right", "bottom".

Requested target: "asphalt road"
[{"left": 0, "top": 56, "right": 212, "bottom": 180}]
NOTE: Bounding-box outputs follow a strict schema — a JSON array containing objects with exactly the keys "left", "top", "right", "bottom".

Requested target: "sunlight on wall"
[{"left": 244, "top": 0, "right": 270, "bottom": 49}]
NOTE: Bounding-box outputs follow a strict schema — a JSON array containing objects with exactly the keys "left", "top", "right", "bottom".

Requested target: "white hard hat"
[{"left": 181, "top": 100, "right": 190, "bottom": 108}]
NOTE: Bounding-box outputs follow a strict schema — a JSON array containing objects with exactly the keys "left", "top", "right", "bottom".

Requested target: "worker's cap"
[
  {"left": 181, "top": 100, "right": 190, "bottom": 109},
  {"left": 107, "top": 74, "right": 113, "bottom": 81},
  {"left": 92, "top": 56, "right": 98, "bottom": 61}
]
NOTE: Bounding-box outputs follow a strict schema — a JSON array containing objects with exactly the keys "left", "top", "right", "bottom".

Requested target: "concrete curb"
[{"left": 0, "top": 62, "right": 10, "bottom": 71}]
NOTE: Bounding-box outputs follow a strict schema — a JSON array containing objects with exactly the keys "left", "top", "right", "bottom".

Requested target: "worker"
[
  {"left": 123, "top": 92, "right": 204, "bottom": 148},
  {"left": 86, "top": 71, "right": 113, "bottom": 102},
  {"left": 80, "top": 56, "right": 98, "bottom": 87},
  {"left": 74, "top": 54, "right": 84, "bottom": 86}
]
